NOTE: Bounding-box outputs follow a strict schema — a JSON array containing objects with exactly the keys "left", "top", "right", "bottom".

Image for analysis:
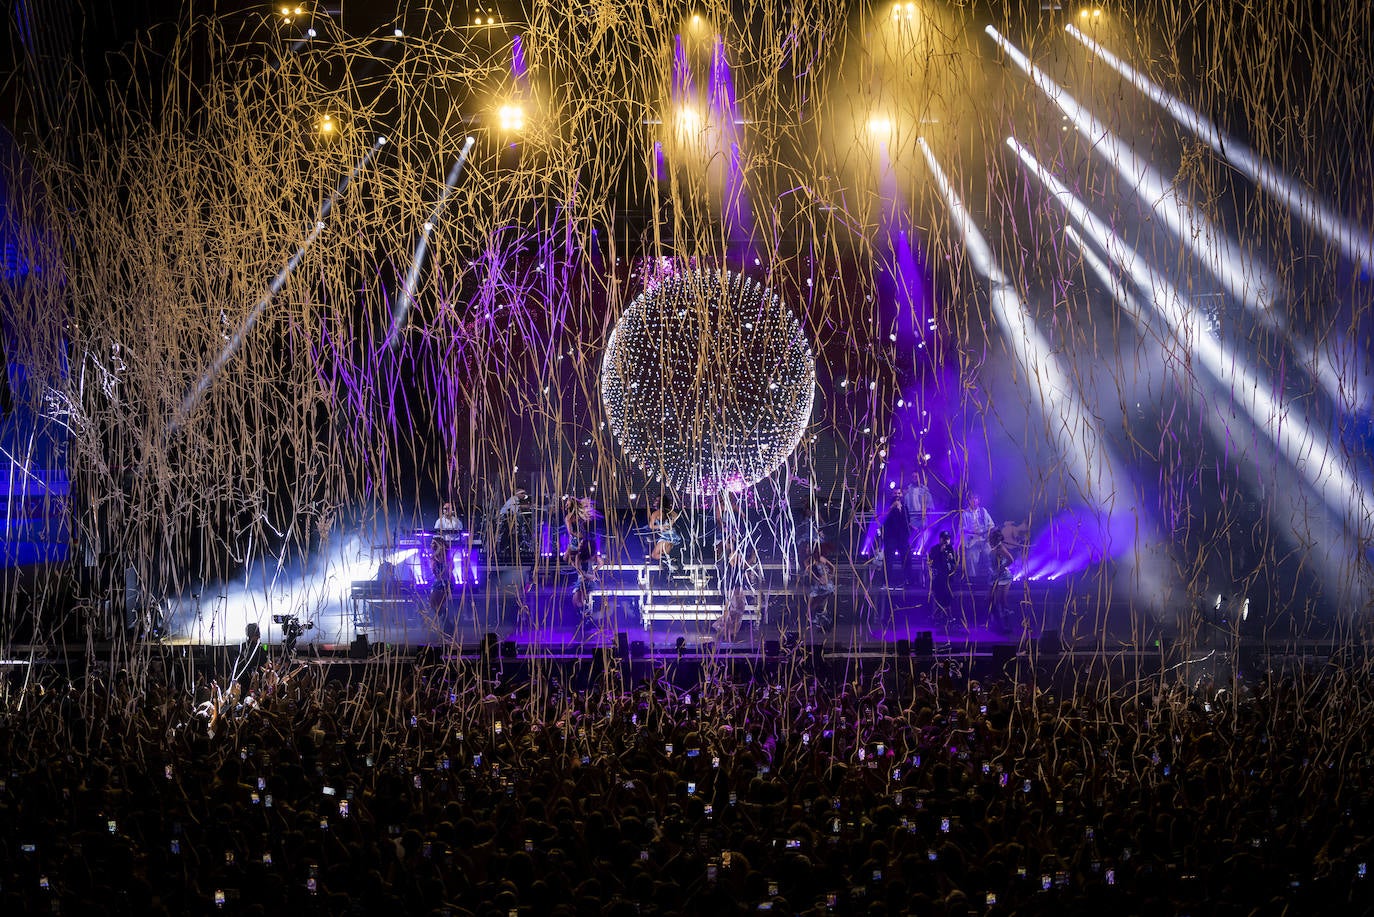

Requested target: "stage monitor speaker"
[
  {"left": 914, "top": 631, "right": 934, "bottom": 656},
  {"left": 764, "top": 639, "right": 781, "bottom": 658},
  {"left": 1039, "top": 630, "right": 1061, "bottom": 655},
  {"left": 896, "top": 638, "right": 911, "bottom": 657},
  {"left": 500, "top": 639, "right": 518, "bottom": 659},
  {"left": 349, "top": 635, "right": 370, "bottom": 659},
  {"left": 630, "top": 640, "right": 648, "bottom": 659}
]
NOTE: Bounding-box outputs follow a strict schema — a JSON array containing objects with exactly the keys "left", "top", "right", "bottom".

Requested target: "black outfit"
[
  {"left": 232, "top": 638, "right": 263, "bottom": 688},
  {"left": 927, "top": 541, "right": 957, "bottom": 620},
  {"left": 882, "top": 504, "right": 911, "bottom": 586},
  {"left": 496, "top": 510, "right": 532, "bottom": 565}
]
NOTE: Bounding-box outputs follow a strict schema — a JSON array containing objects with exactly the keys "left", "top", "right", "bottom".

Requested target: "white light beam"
[
  {"left": 387, "top": 136, "right": 477, "bottom": 349},
  {"left": 918, "top": 137, "right": 1121, "bottom": 512},
  {"left": 986, "top": 26, "right": 1278, "bottom": 318},
  {"left": 1066, "top": 23, "right": 1374, "bottom": 274},
  {"left": 1065, "top": 221, "right": 1374, "bottom": 616},
  {"left": 1009, "top": 136, "right": 1373, "bottom": 541},
  {"left": 172, "top": 137, "right": 386, "bottom": 433}
]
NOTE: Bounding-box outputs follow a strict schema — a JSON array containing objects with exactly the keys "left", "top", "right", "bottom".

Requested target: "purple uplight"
[
  {"left": 875, "top": 146, "right": 932, "bottom": 346},
  {"left": 654, "top": 140, "right": 666, "bottom": 182},
  {"left": 396, "top": 536, "right": 479, "bottom": 587},
  {"left": 709, "top": 38, "right": 737, "bottom": 113},
  {"left": 724, "top": 141, "right": 756, "bottom": 263},
  {"left": 1013, "top": 505, "right": 1137, "bottom": 581},
  {"left": 708, "top": 38, "right": 757, "bottom": 263},
  {"left": 511, "top": 34, "right": 529, "bottom": 84},
  {"left": 673, "top": 35, "right": 693, "bottom": 98}
]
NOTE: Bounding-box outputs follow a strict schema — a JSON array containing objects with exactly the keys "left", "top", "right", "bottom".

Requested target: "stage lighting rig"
[{"left": 497, "top": 103, "right": 525, "bottom": 133}]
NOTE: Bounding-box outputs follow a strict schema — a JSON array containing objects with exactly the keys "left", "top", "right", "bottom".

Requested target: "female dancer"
[
  {"left": 647, "top": 494, "right": 683, "bottom": 570},
  {"left": 805, "top": 543, "right": 837, "bottom": 631},
  {"left": 988, "top": 529, "right": 1015, "bottom": 631}
]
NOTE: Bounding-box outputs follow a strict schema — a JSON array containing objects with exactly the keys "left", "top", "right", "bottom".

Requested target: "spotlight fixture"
[
  {"left": 867, "top": 116, "right": 894, "bottom": 137},
  {"left": 675, "top": 104, "right": 703, "bottom": 138},
  {"left": 497, "top": 104, "right": 525, "bottom": 132}
]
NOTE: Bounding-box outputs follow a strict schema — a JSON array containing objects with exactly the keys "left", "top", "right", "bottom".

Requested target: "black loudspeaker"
[
  {"left": 764, "top": 639, "right": 781, "bottom": 658},
  {"left": 1039, "top": 630, "right": 1060, "bottom": 654},
  {"left": 896, "top": 638, "right": 911, "bottom": 657},
  {"left": 481, "top": 632, "right": 501, "bottom": 659},
  {"left": 500, "top": 639, "right": 518, "bottom": 659},
  {"left": 349, "top": 635, "right": 370, "bottom": 659},
  {"left": 914, "top": 631, "right": 934, "bottom": 656},
  {"left": 616, "top": 632, "right": 630, "bottom": 658},
  {"left": 630, "top": 640, "right": 648, "bottom": 659}
]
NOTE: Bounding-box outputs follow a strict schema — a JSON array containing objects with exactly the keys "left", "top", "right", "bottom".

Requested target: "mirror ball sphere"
[{"left": 600, "top": 269, "right": 816, "bottom": 495}]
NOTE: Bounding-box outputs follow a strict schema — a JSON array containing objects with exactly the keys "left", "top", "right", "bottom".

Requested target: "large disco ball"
[{"left": 600, "top": 269, "right": 816, "bottom": 495}]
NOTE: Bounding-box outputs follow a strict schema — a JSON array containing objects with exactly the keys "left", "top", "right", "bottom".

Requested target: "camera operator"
[{"left": 272, "top": 613, "right": 315, "bottom": 660}]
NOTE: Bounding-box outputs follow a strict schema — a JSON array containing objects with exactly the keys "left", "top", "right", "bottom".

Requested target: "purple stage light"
[
  {"left": 511, "top": 34, "right": 528, "bottom": 83},
  {"left": 873, "top": 139, "right": 931, "bottom": 346},
  {"left": 1011, "top": 506, "right": 1137, "bottom": 581},
  {"left": 673, "top": 34, "right": 693, "bottom": 98},
  {"left": 709, "top": 39, "right": 756, "bottom": 262}
]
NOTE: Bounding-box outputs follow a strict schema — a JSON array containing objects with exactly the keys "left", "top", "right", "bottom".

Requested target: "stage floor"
[{"left": 162, "top": 567, "right": 1170, "bottom": 661}]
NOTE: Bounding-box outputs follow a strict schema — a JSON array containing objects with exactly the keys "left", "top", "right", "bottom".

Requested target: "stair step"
[
  {"left": 643, "top": 603, "right": 726, "bottom": 612},
  {"left": 640, "top": 603, "right": 761, "bottom": 612},
  {"left": 641, "top": 610, "right": 762, "bottom": 623}
]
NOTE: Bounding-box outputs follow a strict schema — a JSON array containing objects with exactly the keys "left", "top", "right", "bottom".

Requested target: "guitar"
[{"left": 1000, "top": 520, "right": 1030, "bottom": 547}]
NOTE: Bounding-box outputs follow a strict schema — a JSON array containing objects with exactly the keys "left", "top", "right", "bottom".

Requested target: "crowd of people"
[{"left": 2, "top": 655, "right": 1371, "bottom": 915}]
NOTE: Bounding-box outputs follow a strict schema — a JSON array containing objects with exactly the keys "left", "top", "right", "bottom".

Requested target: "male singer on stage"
[
  {"left": 881, "top": 498, "right": 911, "bottom": 589},
  {"left": 959, "top": 493, "right": 995, "bottom": 581}
]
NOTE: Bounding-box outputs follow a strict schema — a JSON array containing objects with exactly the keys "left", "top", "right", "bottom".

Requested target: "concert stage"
[{"left": 158, "top": 557, "right": 1170, "bottom": 663}]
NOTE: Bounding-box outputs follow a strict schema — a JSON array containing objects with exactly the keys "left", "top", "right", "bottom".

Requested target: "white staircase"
[{"left": 589, "top": 564, "right": 763, "bottom": 629}]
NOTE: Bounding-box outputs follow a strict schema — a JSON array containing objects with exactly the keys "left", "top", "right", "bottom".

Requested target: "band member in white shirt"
[
  {"left": 959, "top": 493, "right": 995, "bottom": 581},
  {"left": 433, "top": 502, "right": 463, "bottom": 536},
  {"left": 432, "top": 501, "right": 474, "bottom": 587},
  {"left": 902, "top": 471, "right": 933, "bottom": 531},
  {"left": 902, "top": 471, "right": 934, "bottom": 587}
]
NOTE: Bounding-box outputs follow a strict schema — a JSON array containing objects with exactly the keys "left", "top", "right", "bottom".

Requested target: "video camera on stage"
[{"left": 271, "top": 614, "right": 314, "bottom": 640}]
